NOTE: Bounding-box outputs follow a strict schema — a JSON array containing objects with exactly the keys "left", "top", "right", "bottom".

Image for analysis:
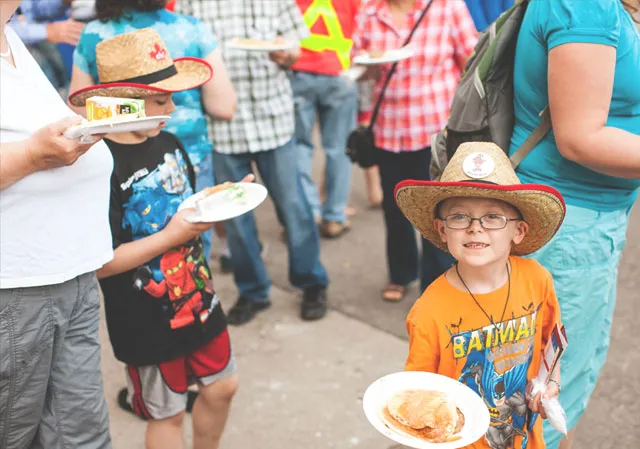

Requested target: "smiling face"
[{"left": 434, "top": 197, "right": 529, "bottom": 269}]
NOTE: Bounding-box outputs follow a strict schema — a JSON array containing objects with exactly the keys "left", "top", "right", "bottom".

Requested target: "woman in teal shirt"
[
  {"left": 510, "top": 1, "right": 640, "bottom": 447},
  {"left": 68, "top": 0, "right": 237, "bottom": 262}
]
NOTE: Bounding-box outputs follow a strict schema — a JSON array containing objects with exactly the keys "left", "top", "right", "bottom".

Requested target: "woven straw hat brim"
[
  {"left": 395, "top": 181, "right": 566, "bottom": 256},
  {"left": 69, "top": 58, "right": 212, "bottom": 106}
]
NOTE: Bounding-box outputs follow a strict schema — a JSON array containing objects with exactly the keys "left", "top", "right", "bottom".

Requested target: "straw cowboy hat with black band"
[
  {"left": 395, "top": 142, "right": 566, "bottom": 256},
  {"left": 69, "top": 28, "right": 213, "bottom": 106}
]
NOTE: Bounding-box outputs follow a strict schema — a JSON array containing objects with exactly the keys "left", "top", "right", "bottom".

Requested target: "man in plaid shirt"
[{"left": 176, "top": 0, "right": 329, "bottom": 325}]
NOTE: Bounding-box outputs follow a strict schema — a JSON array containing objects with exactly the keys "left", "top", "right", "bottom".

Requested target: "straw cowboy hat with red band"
[
  {"left": 69, "top": 28, "right": 213, "bottom": 106},
  {"left": 395, "top": 142, "right": 566, "bottom": 256}
]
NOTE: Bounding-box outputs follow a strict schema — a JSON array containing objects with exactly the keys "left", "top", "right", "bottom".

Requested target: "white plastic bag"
[{"left": 530, "top": 377, "right": 567, "bottom": 436}]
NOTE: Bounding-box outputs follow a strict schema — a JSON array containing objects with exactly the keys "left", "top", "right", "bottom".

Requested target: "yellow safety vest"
[{"left": 300, "top": 0, "right": 353, "bottom": 70}]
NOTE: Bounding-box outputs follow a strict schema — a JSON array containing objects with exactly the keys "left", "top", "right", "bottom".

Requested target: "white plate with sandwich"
[
  {"left": 178, "top": 182, "right": 268, "bottom": 223},
  {"left": 63, "top": 96, "right": 170, "bottom": 140},
  {"left": 226, "top": 37, "right": 297, "bottom": 52},
  {"left": 353, "top": 46, "right": 415, "bottom": 65},
  {"left": 362, "top": 371, "right": 490, "bottom": 449},
  {"left": 64, "top": 116, "right": 172, "bottom": 140}
]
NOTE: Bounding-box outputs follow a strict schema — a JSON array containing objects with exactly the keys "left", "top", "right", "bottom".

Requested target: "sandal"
[
  {"left": 319, "top": 220, "right": 351, "bottom": 239},
  {"left": 382, "top": 283, "right": 407, "bottom": 302}
]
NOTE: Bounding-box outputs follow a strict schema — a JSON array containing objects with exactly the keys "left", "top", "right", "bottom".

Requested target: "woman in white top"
[{"left": 0, "top": 2, "right": 113, "bottom": 448}]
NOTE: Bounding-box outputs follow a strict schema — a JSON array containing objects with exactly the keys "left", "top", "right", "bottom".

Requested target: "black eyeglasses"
[{"left": 440, "top": 214, "right": 521, "bottom": 230}]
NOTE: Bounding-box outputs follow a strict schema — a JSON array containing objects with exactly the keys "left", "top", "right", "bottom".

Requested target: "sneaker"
[
  {"left": 319, "top": 220, "right": 351, "bottom": 239},
  {"left": 227, "top": 297, "right": 271, "bottom": 326},
  {"left": 301, "top": 286, "right": 328, "bottom": 321}
]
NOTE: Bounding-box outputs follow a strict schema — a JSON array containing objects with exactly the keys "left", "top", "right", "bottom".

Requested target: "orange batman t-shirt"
[{"left": 405, "top": 257, "right": 561, "bottom": 449}]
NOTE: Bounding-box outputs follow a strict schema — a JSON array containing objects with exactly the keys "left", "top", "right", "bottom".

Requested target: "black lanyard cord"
[{"left": 454, "top": 262, "right": 512, "bottom": 335}]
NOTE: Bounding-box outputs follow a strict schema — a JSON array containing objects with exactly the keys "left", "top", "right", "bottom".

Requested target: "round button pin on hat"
[{"left": 462, "top": 152, "right": 495, "bottom": 179}]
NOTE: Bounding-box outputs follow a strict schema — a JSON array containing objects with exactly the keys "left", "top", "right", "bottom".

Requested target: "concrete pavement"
[
  {"left": 102, "top": 160, "right": 640, "bottom": 448},
  {"left": 100, "top": 280, "right": 407, "bottom": 449}
]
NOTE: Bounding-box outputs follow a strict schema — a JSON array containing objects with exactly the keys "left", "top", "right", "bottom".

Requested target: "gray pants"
[{"left": 0, "top": 273, "right": 111, "bottom": 449}]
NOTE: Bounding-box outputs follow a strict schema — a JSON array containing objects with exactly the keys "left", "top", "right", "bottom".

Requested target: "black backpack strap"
[
  {"left": 368, "top": 0, "right": 435, "bottom": 130},
  {"left": 509, "top": 106, "right": 551, "bottom": 168}
]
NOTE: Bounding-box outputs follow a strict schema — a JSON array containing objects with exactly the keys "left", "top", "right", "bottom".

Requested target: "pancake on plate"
[{"left": 383, "top": 389, "right": 464, "bottom": 443}]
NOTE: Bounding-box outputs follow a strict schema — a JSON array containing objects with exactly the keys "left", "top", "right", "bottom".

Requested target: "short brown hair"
[{"left": 95, "top": 0, "right": 167, "bottom": 22}]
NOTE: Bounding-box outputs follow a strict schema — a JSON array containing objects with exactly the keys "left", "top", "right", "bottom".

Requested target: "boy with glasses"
[{"left": 394, "top": 142, "right": 567, "bottom": 449}]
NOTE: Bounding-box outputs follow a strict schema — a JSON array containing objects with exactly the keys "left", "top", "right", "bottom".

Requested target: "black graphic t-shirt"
[{"left": 100, "top": 132, "right": 227, "bottom": 366}]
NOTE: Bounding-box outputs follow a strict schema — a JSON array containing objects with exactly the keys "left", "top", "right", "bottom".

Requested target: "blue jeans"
[
  {"left": 291, "top": 71, "right": 357, "bottom": 223},
  {"left": 194, "top": 153, "right": 215, "bottom": 259},
  {"left": 212, "top": 139, "right": 329, "bottom": 301}
]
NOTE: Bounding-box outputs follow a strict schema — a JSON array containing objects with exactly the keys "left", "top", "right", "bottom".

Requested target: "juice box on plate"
[{"left": 86, "top": 97, "right": 146, "bottom": 122}]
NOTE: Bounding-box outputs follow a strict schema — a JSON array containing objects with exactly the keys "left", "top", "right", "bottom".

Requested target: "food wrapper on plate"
[{"left": 86, "top": 97, "right": 145, "bottom": 122}]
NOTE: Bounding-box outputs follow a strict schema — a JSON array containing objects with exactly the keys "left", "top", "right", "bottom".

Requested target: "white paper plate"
[
  {"left": 63, "top": 116, "right": 172, "bottom": 140},
  {"left": 353, "top": 46, "right": 415, "bottom": 65},
  {"left": 226, "top": 39, "right": 297, "bottom": 52},
  {"left": 363, "top": 371, "right": 490, "bottom": 449},
  {"left": 178, "top": 182, "right": 268, "bottom": 223}
]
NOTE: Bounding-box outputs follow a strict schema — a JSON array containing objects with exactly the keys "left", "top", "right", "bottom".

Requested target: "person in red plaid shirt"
[{"left": 353, "top": 0, "right": 477, "bottom": 301}]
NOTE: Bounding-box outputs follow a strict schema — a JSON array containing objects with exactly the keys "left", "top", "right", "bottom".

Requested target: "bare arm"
[
  {"left": 1, "top": 116, "right": 101, "bottom": 190},
  {"left": 268, "top": 34, "right": 300, "bottom": 69},
  {"left": 46, "top": 19, "right": 85, "bottom": 46},
  {"left": 201, "top": 48, "right": 237, "bottom": 121},
  {"left": 549, "top": 43, "right": 640, "bottom": 178},
  {"left": 97, "top": 232, "right": 173, "bottom": 279},
  {"left": 98, "top": 226, "right": 181, "bottom": 279},
  {"left": 527, "top": 353, "right": 561, "bottom": 418},
  {"left": 98, "top": 174, "right": 255, "bottom": 278},
  {"left": 97, "top": 210, "right": 214, "bottom": 279},
  {"left": 0, "top": 141, "right": 38, "bottom": 190},
  {"left": 67, "top": 65, "right": 95, "bottom": 115}
]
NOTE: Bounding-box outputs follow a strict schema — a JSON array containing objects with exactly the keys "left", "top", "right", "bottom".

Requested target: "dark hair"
[{"left": 96, "top": 0, "right": 167, "bottom": 22}]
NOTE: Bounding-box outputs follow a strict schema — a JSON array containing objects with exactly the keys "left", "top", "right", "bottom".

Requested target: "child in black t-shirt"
[{"left": 68, "top": 29, "right": 242, "bottom": 449}]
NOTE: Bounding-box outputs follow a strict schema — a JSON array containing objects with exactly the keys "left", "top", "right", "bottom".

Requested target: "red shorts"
[{"left": 126, "top": 330, "right": 235, "bottom": 420}]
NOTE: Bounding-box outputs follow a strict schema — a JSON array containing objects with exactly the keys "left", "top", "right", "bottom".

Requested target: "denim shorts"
[
  {"left": 0, "top": 273, "right": 111, "bottom": 449},
  {"left": 530, "top": 204, "right": 630, "bottom": 448}
]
